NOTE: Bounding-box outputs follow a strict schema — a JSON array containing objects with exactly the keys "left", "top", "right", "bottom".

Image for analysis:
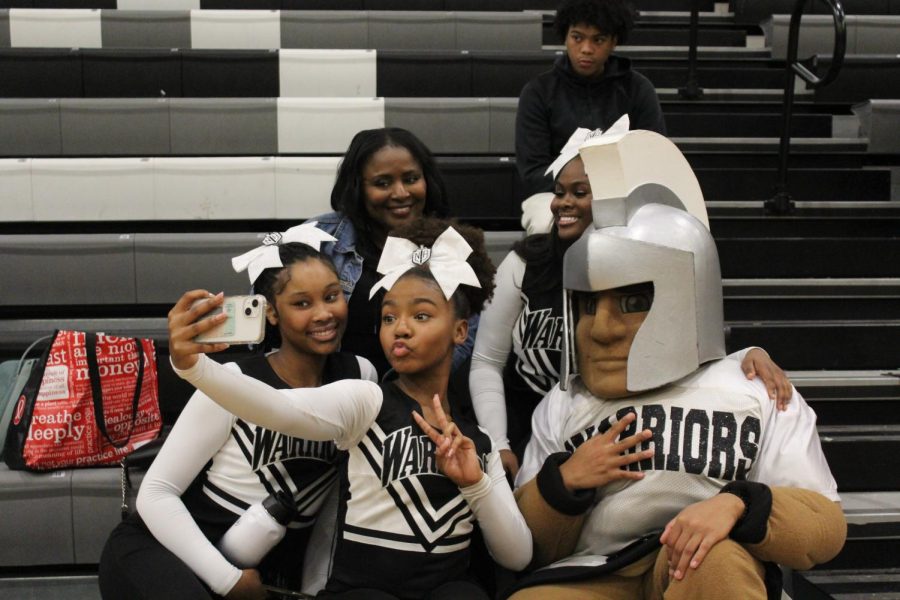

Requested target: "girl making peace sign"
[{"left": 168, "top": 219, "right": 535, "bottom": 600}]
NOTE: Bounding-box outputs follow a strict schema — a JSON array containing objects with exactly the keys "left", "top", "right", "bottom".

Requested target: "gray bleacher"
[
  {"left": 733, "top": 0, "right": 900, "bottom": 25},
  {"left": 0, "top": 9, "right": 543, "bottom": 50},
  {"left": 764, "top": 14, "right": 900, "bottom": 58},
  {"left": 853, "top": 99, "right": 900, "bottom": 152},
  {"left": 0, "top": 94, "right": 872, "bottom": 157},
  {"left": 100, "top": 9, "right": 191, "bottom": 48},
  {"left": 1, "top": 2, "right": 900, "bottom": 599}
]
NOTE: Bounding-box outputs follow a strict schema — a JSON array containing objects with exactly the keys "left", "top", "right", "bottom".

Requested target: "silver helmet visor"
[{"left": 563, "top": 232, "right": 699, "bottom": 393}]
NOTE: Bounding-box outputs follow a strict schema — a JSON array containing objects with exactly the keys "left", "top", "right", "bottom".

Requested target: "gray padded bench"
[{"left": 0, "top": 462, "right": 130, "bottom": 566}]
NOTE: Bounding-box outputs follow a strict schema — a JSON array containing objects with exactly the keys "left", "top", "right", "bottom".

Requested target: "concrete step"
[
  {"left": 726, "top": 321, "right": 900, "bottom": 371},
  {"left": 723, "top": 278, "right": 900, "bottom": 321}
]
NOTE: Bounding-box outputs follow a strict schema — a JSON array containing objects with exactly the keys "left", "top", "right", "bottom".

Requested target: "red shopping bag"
[{"left": 4, "top": 330, "right": 161, "bottom": 471}]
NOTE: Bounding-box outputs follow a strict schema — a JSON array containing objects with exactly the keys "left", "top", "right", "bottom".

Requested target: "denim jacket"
[
  {"left": 309, "top": 211, "right": 364, "bottom": 300},
  {"left": 310, "top": 211, "right": 477, "bottom": 371}
]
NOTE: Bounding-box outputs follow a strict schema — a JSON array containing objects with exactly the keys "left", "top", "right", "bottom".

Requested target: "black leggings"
[{"left": 98, "top": 517, "right": 217, "bottom": 600}]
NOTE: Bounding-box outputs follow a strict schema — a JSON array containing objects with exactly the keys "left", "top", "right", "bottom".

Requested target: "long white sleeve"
[
  {"left": 460, "top": 446, "right": 533, "bottom": 571},
  {"left": 470, "top": 252, "right": 527, "bottom": 451},
  {"left": 174, "top": 354, "right": 382, "bottom": 450},
  {"left": 136, "top": 373, "right": 244, "bottom": 596}
]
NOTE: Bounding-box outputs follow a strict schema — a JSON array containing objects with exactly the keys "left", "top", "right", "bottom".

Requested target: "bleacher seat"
[
  {"left": 153, "top": 156, "right": 276, "bottom": 218},
  {"left": 385, "top": 97, "right": 491, "bottom": 153},
  {"left": 71, "top": 468, "right": 128, "bottom": 563},
  {"left": 119, "top": 0, "right": 198, "bottom": 9},
  {"left": 189, "top": 8, "right": 279, "bottom": 50},
  {"left": 0, "top": 158, "right": 32, "bottom": 221},
  {"left": 9, "top": 7, "right": 101, "bottom": 47},
  {"left": 437, "top": 156, "right": 521, "bottom": 219},
  {"left": 455, "top": 11, "right": 542, "bottom": 52},
  {"left": 134, "top": 232, "right": 260, "bottom": 302},
  {"left": 446, "top": 0, "right": 525, "bottom": 9},
  {"left": 31, "top": 157, "right": 155, "bottom": 220},
  {"left": 0, "top": 466, "right": 74, "bottom": 566},
  {"left": 367, "top": 0, "right": 443, "bottom": 9},
  {"left": 488, "top": 97, "right": 516, "bottom": 153},
  {"left": 0, "top": 98, "right": 61, "bottom": 156},
  {"left": 0, "top": 154, "right": 892, "bottom": 219},
  {"left": 0, "top": 233, "right": 135, "bottom": 304},
  {"left": 855, "top": 15, "right": 900, "bottom": 53},
  {"left": 376, "top": 50, "right": 473, "bottom": 97},
  {"left": 696, "top": 167, "right": 890, "bottom": 202},
  {"left": 766, "top": 15, "right": 900, "bottom": 59},
  {"left": 202, "top": 0, "right": 279, "bottom": 8},
  {"left": 280, "top": 0, "right": 363, "bottom": 8},
  {"left": 853, "top": 99, "right": 900, "bottom": 153},
  {"left": 0, "top": 48, "right": 82, "bottom": 96},
  {"left": 2, "top": 9, "right": 545, "bottom": 50},
  {"left": 170, "top": 97, "right": 277, "bottom": 154},
  {"left": 60, "top": 98, "right": 170, "bottom": 155},
  {"left": 0, "top": 10, "right": 10, "bottom": 48},
  {"left": 274, "top": 155, "right": 341, "bottom": 219},
  {"left": 99, "top": 9, "right": 190, "bottom": 48},
  {"left": 182, "top": 48, "right": 278, "bottom": 97},
  {"left": 277, "top": 97, "right": 384, "bottom": 153},
  {"left": 471, "top": 51, "right": 556, "bottom": 98},
  {"left": 733, "top": 0, "right": 900, "bottom": 26},
  {"left": 279, "top": 49, "right": 376, "bottom": 98},
  {"left": 367, "top": 11, "right": 455, "bottom": 51},
  {"left": 279, "top": 10, "right": 367, "bottom": 49},
  {"left": 812, "top": 55, "right": 900, "bottom": 102},
  {"left": 83, "top": 48, "right": 181, "bottom": 98}
]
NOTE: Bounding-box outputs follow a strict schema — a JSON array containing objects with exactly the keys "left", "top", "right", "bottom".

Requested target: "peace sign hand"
[
  {"left": 412, "top": 394, "right": 483, "bottom": 488},
  {"left": 558, "top": 411, "right": 653, "bottom": 492}
]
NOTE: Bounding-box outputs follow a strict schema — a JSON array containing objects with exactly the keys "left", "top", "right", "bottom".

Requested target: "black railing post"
[
  {"left": 766, "top": 0, "right": 846, "bottom": 215},
  {"left": 679, "top": 0, "right": 704, "bottom": 99}
]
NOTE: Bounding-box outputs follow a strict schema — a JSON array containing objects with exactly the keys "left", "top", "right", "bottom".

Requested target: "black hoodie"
[{"left": 515, "top": 53, "right": 666, "bottom": 196}]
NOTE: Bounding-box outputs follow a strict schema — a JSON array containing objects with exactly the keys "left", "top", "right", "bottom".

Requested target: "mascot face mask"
[{"left": 573, "top": 283, "right": 653, "bottom": 398}]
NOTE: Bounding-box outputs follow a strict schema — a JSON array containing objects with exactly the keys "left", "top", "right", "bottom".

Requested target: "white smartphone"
[{"left": 193, "top": 294, "right": 267, "bottom": 345}]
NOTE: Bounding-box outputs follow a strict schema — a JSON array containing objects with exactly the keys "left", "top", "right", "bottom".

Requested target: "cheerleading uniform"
[
  {"left": 175, "top": 354, "right": 533, "bottom": 599},
  {"left": 99, "top": 353, "right": 375, "bottom": 599}
]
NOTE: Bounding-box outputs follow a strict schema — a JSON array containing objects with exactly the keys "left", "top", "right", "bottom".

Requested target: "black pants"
[
  {"left": 318, "top": 579, "right": 490, "bottom": 600},
  {"left": 98, "top": 516, "right": 217, "bottom": 600}
]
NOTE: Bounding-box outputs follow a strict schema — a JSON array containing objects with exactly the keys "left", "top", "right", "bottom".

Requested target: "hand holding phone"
[{"left": 193, "top": 295, "right": 267, "bottom": 345}]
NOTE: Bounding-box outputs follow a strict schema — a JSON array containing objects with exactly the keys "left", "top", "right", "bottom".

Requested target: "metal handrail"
[
  {"left": 766, "top": 0, "right": 846, "bottom": 215},
  {"left": 678, "top": 0, "right": 703, "bottom": 99}
]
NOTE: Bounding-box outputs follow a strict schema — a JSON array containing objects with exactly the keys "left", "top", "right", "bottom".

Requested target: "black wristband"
[
  {"left": 720, "top": 480, "right": 773, "bottom": 544},
  {"left": 536, "top": 452, "right": 596, "bottom": 516}
]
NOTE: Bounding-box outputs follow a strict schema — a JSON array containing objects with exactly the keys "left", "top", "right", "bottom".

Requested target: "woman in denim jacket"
[{"left": 311, "top": 128, "right": 477, "bottom": 379}]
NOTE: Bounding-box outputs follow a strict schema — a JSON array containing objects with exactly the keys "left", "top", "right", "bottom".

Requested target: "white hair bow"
[
  {"left": 231, "top": 222, "right": 337, "bottom": 284},
  {"left": 369, "top": 226, "right": 481, "bottom": 300},
  {"left": 544, "top": 114, "right": 630, "bottom": 180}
]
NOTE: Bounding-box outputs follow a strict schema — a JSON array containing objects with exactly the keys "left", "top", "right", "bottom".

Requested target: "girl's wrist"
[
  {"left": 459, "top": 472, "right": 490, "bottom": 494},
  {"left": 458, "top": 473, "right": 483, "bottom": 488}
]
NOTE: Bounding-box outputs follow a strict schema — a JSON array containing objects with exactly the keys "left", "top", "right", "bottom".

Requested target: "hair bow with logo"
[
  {"left": 369, "top": 226, "right": 481, "bottom": 300},
  {"left": 544, "top": 114, "right": 630, "bottom": 180},
  {"left": 231, "top": 222, "right": 337, "bottom": 284}
]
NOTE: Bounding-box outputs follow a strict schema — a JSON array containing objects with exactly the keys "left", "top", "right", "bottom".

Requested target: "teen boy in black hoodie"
[{"left": 516, "top": 0, "right": 666, "bottom": 196}]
